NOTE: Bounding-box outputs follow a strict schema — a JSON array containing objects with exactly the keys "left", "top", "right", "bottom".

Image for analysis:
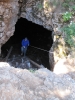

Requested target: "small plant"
[
  {"left": 62, "top": 2, "right": 69, "bottom": 8},
  {"left": 29, "top": 69, "right": 36, "bottom": 73},
  {"left": 37, "top": 3, "right": 43, "bottom": 10},
  {"left": 70, "top": 0, "right": 75, "bottom": 2},
  {"left": 64, "top": 0, "right": 74, "bottom": 2},
  {"left": 70, "top": 6, "right": 75, "bottom": 11},
  {"left": 61, "top": 22, "right": 75, "bottom": 48},
  {"left": 62, "top": 0, "right": 75, "bottom": 10},
  {"left": 62, "top": 12, "right": 72, "bottom": 22}
]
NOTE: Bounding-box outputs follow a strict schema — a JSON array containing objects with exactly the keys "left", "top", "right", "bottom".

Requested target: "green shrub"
[
  {"left": 29, "top": 69, "right": 36, "bottom": 73},
  {"left": 62, "top": 12, "right": 72, "bottom": 22},
  {"left": 61, "top": 22, "right": 75, "bottom": 48},
  {"left": 70, "top": 6, "right": 75, "bottom": 11},
  {"left": 62, "top": 0, "right": 75, "bottom": 9},
  {"left": 62, "top": 2, "right": 69, "bottom": 8}
]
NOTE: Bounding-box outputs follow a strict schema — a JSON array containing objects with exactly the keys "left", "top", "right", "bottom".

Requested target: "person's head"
[{"left": 25, "top": 37, "right": 27, "bottom": 41}]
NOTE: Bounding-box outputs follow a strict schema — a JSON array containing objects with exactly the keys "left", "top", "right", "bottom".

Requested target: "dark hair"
[{"left": 25, "top": 37, "right": 27, "bottom": 39}]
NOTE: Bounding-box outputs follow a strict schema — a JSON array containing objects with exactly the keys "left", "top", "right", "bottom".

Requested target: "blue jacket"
[{"left": 21, "top": 39, "right": 29, "bottom": 47}]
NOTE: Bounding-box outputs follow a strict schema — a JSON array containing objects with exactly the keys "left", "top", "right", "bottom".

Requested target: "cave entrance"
[{"left": 1, "top": 17, "right": 53, "bottom": 70}]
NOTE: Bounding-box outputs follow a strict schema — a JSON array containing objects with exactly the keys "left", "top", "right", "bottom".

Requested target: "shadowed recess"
[{"left": 1, "top": 17, "right": 53, "bottom": 69}]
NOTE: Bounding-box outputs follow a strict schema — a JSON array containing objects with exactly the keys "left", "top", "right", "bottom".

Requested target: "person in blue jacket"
[{"left": 21, "top": 37, "right": 30, "bottom": 56}]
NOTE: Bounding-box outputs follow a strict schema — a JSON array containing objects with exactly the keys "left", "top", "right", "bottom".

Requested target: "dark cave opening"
[{"left": 1, "top": 17, "right": 53, "bottom": 70}]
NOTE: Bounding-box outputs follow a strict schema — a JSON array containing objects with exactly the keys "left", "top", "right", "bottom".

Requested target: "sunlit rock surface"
[
  {"left": 0, "top": 62, "right": 75, "bottom": 100},
  {"left": 0, "top": 0, "right": 19, "bottom": 45},
  {"left": 54, "top": 58, "right": 75, "bottom": 74}
]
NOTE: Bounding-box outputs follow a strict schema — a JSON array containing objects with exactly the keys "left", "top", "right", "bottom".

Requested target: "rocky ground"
[
  {"left": 0, "top": 61, "right": 75, "bottom": 100},
  {"left": 1, "top": 43, "right": 50, "bottom": 70}
]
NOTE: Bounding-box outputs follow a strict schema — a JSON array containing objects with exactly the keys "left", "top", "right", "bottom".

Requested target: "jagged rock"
[
  {"left": 0, "top": 0, "right": 19, "bottom": 46},
  {"left": 0, "top": 62, "right": 75, "bottom": 100}
]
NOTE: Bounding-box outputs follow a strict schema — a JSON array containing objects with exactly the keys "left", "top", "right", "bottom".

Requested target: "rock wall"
[
  {"left": 1, "top": 0, "right": 61, "bottom": 47},
  {"left": 20, "top": 0, "right": 53, "bottom": 30},
  {"left": 0, "top": 0, "right": 19, "bottom": 51},
  {"left": 0, "top": 62, "right": 75, "bottom": 100}
]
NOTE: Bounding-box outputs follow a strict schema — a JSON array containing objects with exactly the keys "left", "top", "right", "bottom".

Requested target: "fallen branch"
[
  {"left": 29, "top": 59, "right": 44, "bottom": 69},
  {"left": 5, "top": 46, "right": 13, "bottom": 62}
]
